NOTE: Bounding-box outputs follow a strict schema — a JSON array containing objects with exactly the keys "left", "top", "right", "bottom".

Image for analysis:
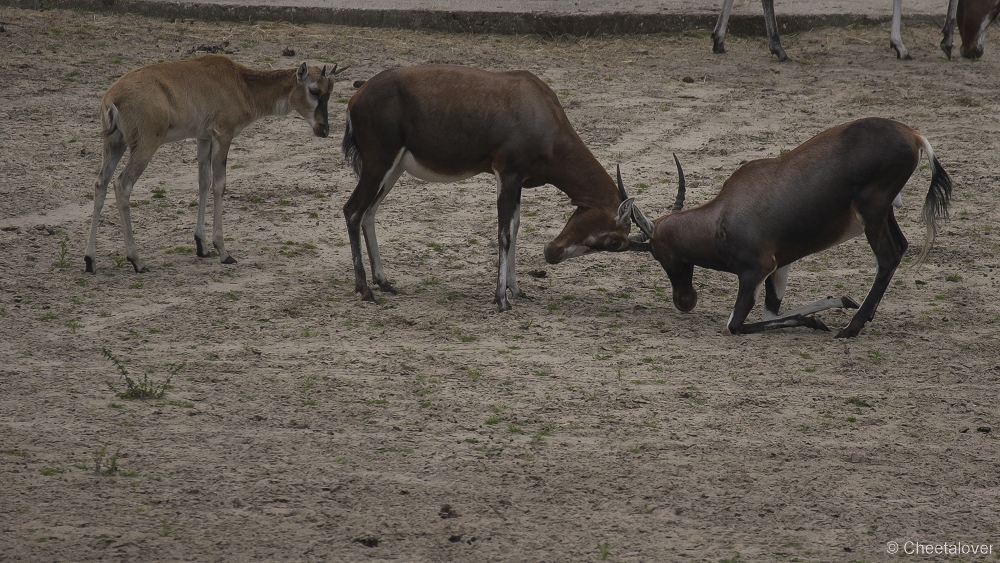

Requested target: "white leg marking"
[
  {"left": 494, "top": 170, "right": 509, "bottom": 299},
  {"left": 507, "top": 204, "right": 521, "bottom": 295},
  {"left": 762, "top": 265, "right": 789, "bottom": 321},
  {"left": 890, "top": 0, "right": 909, "bottom": 58},
  {"left": 363, "top": 148, "right": 406, "bottom": 285}
]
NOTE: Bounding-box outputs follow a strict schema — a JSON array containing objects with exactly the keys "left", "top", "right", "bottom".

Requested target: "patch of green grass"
[
  {"left": 463, "top": 366, "right": 481, "bottom": 381},
  {"left": 868, "top": 350, "right": 882, "bottom": 365}
]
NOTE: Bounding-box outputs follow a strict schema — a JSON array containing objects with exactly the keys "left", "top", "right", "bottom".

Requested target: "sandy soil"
[{"left": 1, "top": 8, "right": 999, "bottom": 562}]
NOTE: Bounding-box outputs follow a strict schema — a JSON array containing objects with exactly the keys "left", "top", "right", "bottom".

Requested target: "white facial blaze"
[{"left": 559, "top": 244, "right": 596, "bottom": 260}]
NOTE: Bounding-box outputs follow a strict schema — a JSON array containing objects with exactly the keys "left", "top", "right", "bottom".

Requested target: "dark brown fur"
[
  {"left": 341, "top": 65, "right": 634, "bottom": 311},
  {"left": 640, "top": 118, "right": 952, "bottom": 338}
]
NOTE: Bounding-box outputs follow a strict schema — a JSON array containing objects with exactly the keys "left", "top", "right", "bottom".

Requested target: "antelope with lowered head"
[
  {"left": 941, "top": 0, "right": 1000, "bottom": 58},
  {"left": 712, "top": 0, "right": 960, "bottom": 61},
  {"left": 341, "top": 64, "right": 637, "bottom": 312},
  {"left": 85, "top": 54, "right": 347, "bottom": 274},
  {"left": 628, "top": 118, "right": 952, "bottom": 338}
]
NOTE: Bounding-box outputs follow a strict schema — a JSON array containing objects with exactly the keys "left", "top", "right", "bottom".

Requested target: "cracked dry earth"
[{"left": 1, "top": 7, "right": 999, "bottom": 562}]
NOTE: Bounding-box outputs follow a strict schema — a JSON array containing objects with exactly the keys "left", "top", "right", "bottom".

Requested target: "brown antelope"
[
  {"left": 85, "top": 54, "right": 347, "bottom": 274},
  {"left": 341, "top": 64, "right": 636, "bottom": 312},
  {"left": 941, "top": 0, "right": 1000, "bottom": 58},
  {"left": 712, "top": 0, "right": 960, "bottom": 61},
  {"left": 627, "top": 118, "right": 952, "bottom": 338}
]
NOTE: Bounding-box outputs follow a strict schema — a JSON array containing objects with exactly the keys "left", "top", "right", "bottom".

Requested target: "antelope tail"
[
  {"left": 101, "top": 102, "right": 121, "bottom": 138},
  {"left": 341, "top": 113, "right": 362, "bottom": 176},
  {"left": 914, "top": 136, "right": 953, "bottom": 266}
]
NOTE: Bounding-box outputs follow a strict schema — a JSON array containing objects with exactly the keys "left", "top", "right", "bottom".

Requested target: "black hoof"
[
  {"left": 358, "top": 287, "right": 376, "bottom": 303},
  {"left": 941, "top": 41, "right": 953, "bottom": 60},
  {"left": 195, "top": 236, "right": 210, "bottom": 258},
  {"left": 221, "top": 256, "right": 237, "bottom": 265},
  {"left": 804, "top": 315, "right": 830, "bottom": 332},
  {"left": 841, "top": 296, "right": 860, "bottom": 309},
  {"left": 835, "top": 327, "right": 860, "bottom": 339},
  {"left": 377, "top": 281, "right": 398, "bottom": 295},
  {"left": 84, "top": 256, "right": 95, "bottom": 274}
]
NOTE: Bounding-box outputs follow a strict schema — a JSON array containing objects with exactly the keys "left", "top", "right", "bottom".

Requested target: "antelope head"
[
  {"left": 625, "top": 153, "right": 685, "bottom": 249},
  {"left": 291, "top": 63, "right": 350, "bottom": 138},
  {"left": 541, "top": 181, "right": 636, "bottom": 264},
  {"left": 624, "top": 154, "right": 697, "bottom": 312},
  {"left": 957, "top": 0, "right": 1000, "bottom": 59}
]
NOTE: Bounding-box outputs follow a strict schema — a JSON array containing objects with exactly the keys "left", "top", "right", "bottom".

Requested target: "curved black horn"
[
  {"left": 671, "top": 153, "right": 686, "bottom": 212},
  {"left": 616, "top": 164, "right": 628, "bottom": 201}
]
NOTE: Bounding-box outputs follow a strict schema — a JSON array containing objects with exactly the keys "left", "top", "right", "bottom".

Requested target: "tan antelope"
[
  {"left": 627, "top": 118, "right": 952, "bottom": 338},
  {"left": 85, "top": 54, "right": 347, "bottom": 274},
  {"left": 941, "top": 0, "right": 1000, "bottom": 58},
  {"left": 712, "top": 0, "right": 960, "bottom": 61},
  {"left": 341, "top": 64, "right": 636, "bottom": 312}
]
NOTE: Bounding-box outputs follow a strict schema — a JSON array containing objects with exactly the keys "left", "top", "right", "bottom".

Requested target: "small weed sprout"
[
  {"left": 597, "top": 540, "right": 614, "bottom": 560},
  {"left": 55, "top": 239, "right": 71, "bottom": 268},
  {"left": 93, "top": 443, "right": 121, "bottom": 475},
  {"left": 103, "top": 348, "right": 171, "bottom": 399}
]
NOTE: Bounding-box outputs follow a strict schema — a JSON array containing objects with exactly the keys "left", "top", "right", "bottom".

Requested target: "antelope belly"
[{"left": 400, "top": 150, "right": 477, "bottom": 183}]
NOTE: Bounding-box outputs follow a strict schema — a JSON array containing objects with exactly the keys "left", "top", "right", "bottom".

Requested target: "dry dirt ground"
[{"left": 1, "top": 7, "right": 999, "bottom": 562}]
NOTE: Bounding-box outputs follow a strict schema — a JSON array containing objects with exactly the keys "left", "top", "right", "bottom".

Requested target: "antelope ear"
[
  {"left": 296, "top": 62, "right": 309, "bottom": 84},
  {"left": 616, "top": 197, "right": 635, "bottom": 229},
  {"left": 631, "top": 204, "right": 656, "bottom": 238}
]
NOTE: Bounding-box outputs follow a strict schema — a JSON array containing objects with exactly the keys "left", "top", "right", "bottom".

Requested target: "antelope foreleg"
[
  {"left": 730, "top": 269, "right": 830, "bottom": 334},
  {"left": 711, "top": 0, "right": 736, "bottom": 54},
  {"left": 764, "top": 296, "right": 860, "bottom": 321},
  {"left": 890, "top": 0, "right": 913, "bottom": 59},
  {"left": 761, "top": 0, "right": 788, "bottom": 61},
  {"left": 194, "top": 138, "right": 213, "bottom": 258},
  {"left": 495, "top": 172, "right": 523, "bottom": 312},
  {"left": 210, "top": 137, "right": 236, "bottom": 265},
  {"left": 762, "top": 266, "right": 859, "bottom": 320},
  {"left": 941, "top": 0, "right": 959, "bottom": 58}
]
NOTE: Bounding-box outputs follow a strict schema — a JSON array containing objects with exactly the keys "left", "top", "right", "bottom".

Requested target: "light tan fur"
[{"left": 85, "top": 54, "right": 345, "bottom": 274}]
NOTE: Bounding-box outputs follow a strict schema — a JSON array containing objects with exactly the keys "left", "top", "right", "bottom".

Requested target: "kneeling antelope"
[
  {"left": 341, "top": 64, "right": 636, "bottom": 312},
  {"left": 628, "top": 118, "right": 952, "bottom": 338},
  {"left": 85, "top": 54, "right": 347, "bottom": 274}
]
